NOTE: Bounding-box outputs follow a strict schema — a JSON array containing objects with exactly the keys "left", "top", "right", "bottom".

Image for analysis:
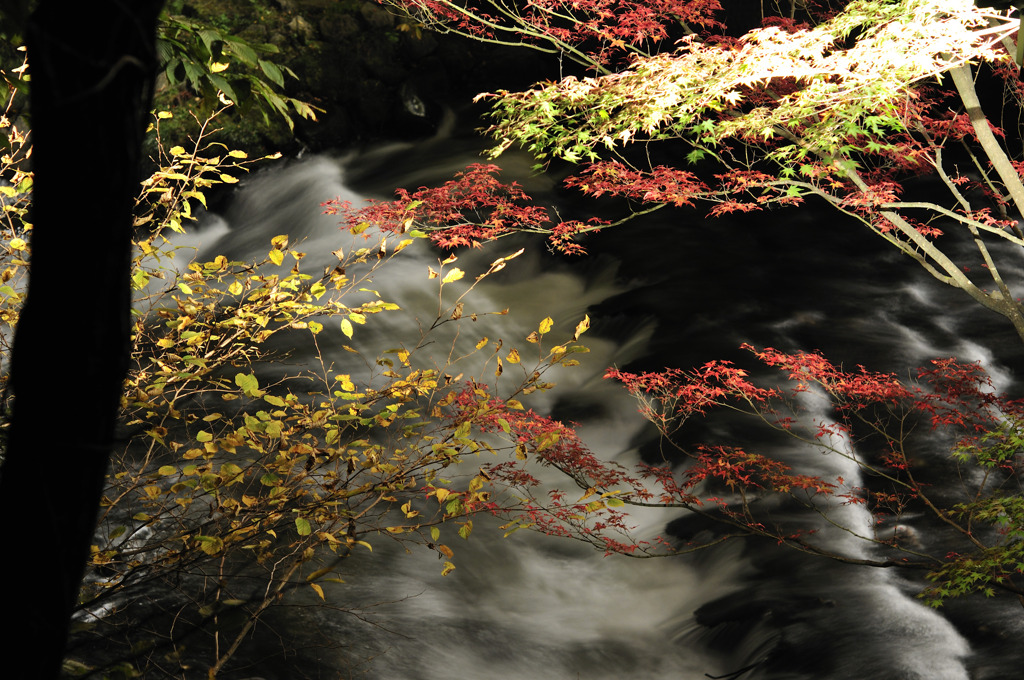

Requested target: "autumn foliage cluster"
[
  {"left": 361, "top": 0, "right": 1024, "bottom": 608},
  {"left": 383, "top": 0, "right": 1024, "bottom": 342}
]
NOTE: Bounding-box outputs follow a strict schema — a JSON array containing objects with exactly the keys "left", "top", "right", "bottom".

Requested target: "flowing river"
[{"left": 166, "top": 127, "right": 1024, "bottom": 679}]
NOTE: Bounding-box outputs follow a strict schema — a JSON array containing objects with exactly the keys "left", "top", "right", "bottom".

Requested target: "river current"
[{"left": 166, "top": 129, "right": 1024, "bottom": 679}]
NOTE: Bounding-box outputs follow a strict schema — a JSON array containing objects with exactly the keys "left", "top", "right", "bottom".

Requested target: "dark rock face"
[
  {"left": 171, "top": 0, "right": 553, "bottom": 151},
  {"left": 282, "top": 1, "right": 551, "bottom": 150}
]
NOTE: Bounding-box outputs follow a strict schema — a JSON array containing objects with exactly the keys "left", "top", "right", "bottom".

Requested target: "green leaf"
[
  {"left": 207, "top": 73, "right": 238, "bottom": 103},
  {"left": 295, "top": 517, "right": 312, "bottom": 536},
  {"left": 132, "top": 270, "right": 150, "bottom": 290},
  {"left": 195, "top": 535, "right": 224, "bottom": 555},
  {"left": 197, "top": 29, "right": 222, "bottom": 52},
  {"left": 258, "top": 59, "right": 285, "bottom": 87},
  {"left": 536, "top": 431, "right": 560, "bottom": 452},
  {"left": 226, "top": 38, "right": 259, "bottom": 66},
  {"left": 235, "top": 372, "right": 261, "bottom": 397}
]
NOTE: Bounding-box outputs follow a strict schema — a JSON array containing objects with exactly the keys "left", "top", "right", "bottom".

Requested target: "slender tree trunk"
[{"left": 0, "top": 2, "right": 164, "bottom": 678}]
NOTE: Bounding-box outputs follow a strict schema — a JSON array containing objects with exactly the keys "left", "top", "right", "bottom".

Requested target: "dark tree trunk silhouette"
[{"left": 0, "top": 2, "right": 164, "bottom": 677}]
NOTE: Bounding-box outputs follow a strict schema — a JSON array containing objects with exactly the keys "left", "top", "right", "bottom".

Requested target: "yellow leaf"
[
  {"left": 169, "top": 145, "right": 187, "bottom": 157},
  {"left": 475, "top": 337, "right": 489, "bottom": 350},
  {"left": 9, "top": 238, "right": 26, "bottom": 251},
  {"left": 434, "top": 488, "right": 451, "bottom": 503},
  {"left": 310, "top": 583, "right": 325, "bottom": 600},
  {"left": 539, "top": 317, "right": 554, "bottom": 334},
  {"left": 268, "top": 249, "right": 284, "bottom": 266},
  {"left": 157, "top": 111, "right": 173, "bottom": 119},
  {"left": 572, "top": 314, "right": 591, "bottom": 341},
  {"left": 211, "top": 62, "right": 230, "bottom": 73},
  {"left": 515, "top": 442, "right": 527, "bottom": 460},
  {"left": 340, "top": 319, "right": 353, "bottom": 339},
  {"left": 219, "top": 173, "right": 239, "bottom": 184},
  {"left": 506, "top": 348, "right": 520, "bottom": 364},
  {"left": 442, "top": 268, "right": 465, "bottom": 284}
]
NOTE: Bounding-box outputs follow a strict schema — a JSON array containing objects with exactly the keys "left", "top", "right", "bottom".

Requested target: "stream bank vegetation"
[{"left": 1, "top": 66, "right": 591, "bottom": 674}]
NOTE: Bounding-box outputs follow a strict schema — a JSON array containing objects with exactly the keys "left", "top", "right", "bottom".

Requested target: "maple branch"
[
  {"left": 771, "top": 128, "right": 987, "bottom": 291},
  {"left": 818, "top": 150, "right": 1024, "bottom": 338},
  {"left": 777, "top": 176, "right": 958, "bottom": 282},
  {"left": 960, "top": 139, "right": 1024, "bottom": 240},
  {"left": 884, "top": 201, "right": 1024, "bottom": 301},
  {"left": 949, "top": 62, "right": 1024, "bottom": 219},
  {"left": 931, "top": 143, "right": 974, "bottom": 212},
  {"left": 877, "top": 207, "right": 1024, "bottom": 336},
  {"left": 383, "top": 0, "right": 608, "bottom": 74}
]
